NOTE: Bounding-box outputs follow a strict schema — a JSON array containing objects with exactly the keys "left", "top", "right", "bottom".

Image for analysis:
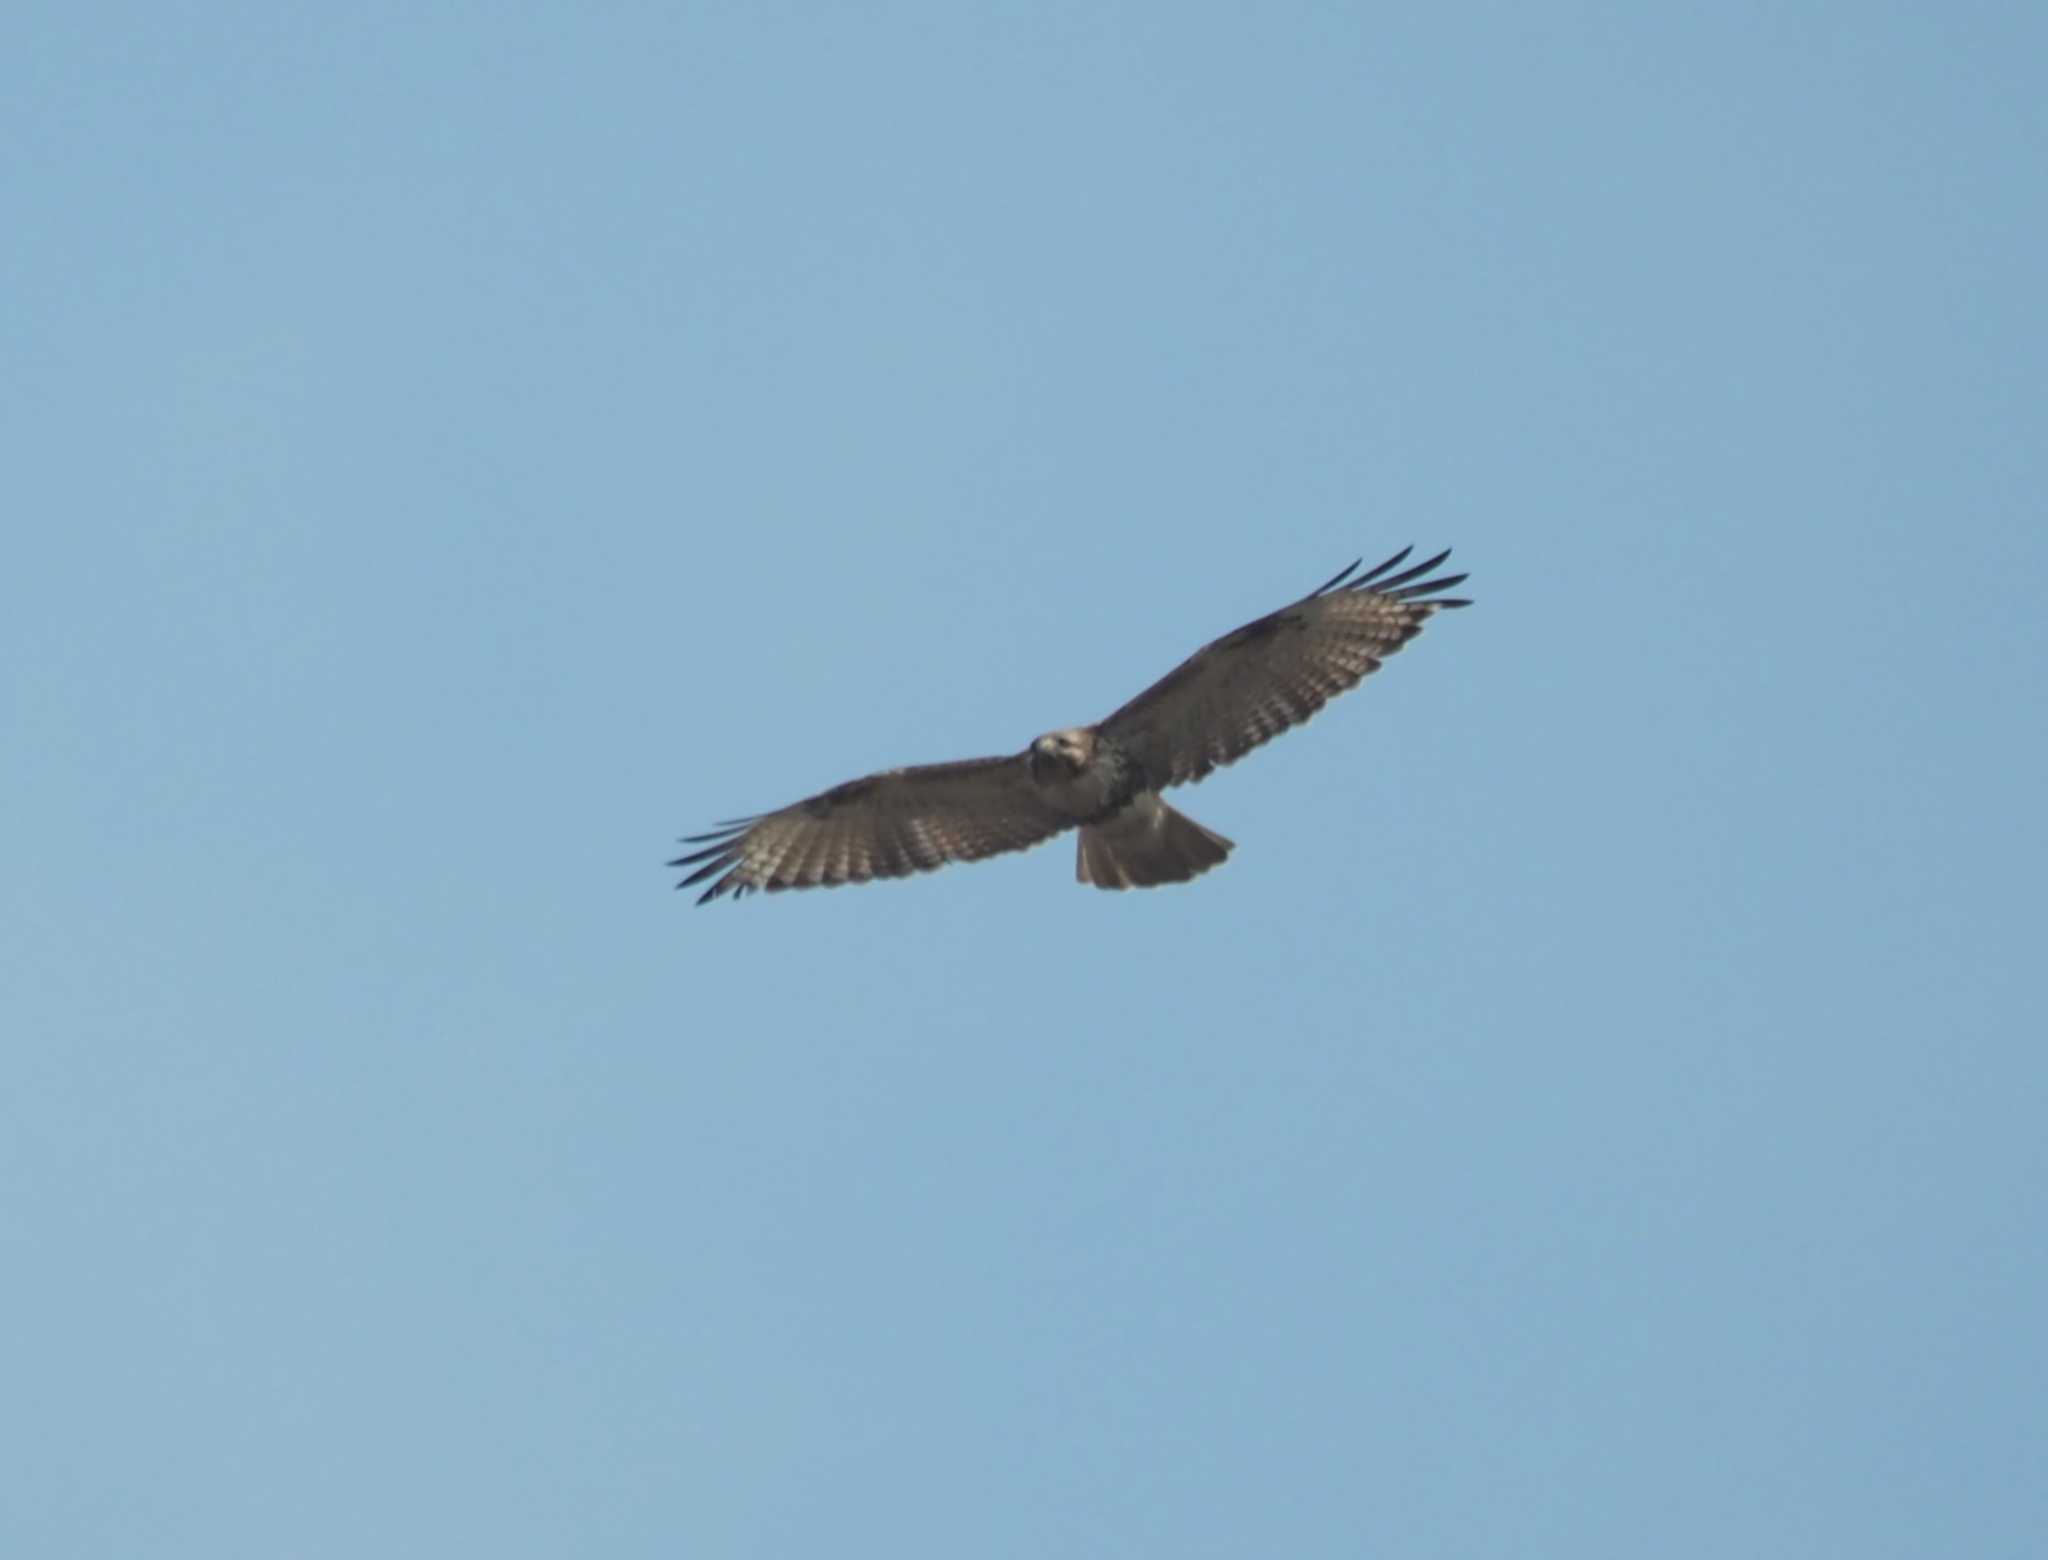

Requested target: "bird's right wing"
[{"left": 672, "top": 754, "right": 1077, "bottom": 904}]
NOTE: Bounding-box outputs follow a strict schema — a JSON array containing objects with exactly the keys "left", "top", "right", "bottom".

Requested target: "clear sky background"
[{"left": 6, "top": 3, "right": 2044, "bottom": 1555}]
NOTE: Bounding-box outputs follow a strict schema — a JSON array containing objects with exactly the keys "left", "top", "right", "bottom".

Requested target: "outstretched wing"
[
  {"left": 1096, "top": 547, "right": 1470, "bottom": 789},
  {"left": 671, "top": 754, "right": 1077, "bottom": 904}
]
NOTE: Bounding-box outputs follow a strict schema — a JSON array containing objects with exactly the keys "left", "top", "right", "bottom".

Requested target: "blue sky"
[{"left": 6, "top": 2, "right": 2045, "bottom": 1554}]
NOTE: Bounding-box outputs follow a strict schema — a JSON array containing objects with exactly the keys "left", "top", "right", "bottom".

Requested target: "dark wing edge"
[
  {"left": 1303, "top": 545, "right": 1472, "bottom": 609},
  {"left": 1096, "top": 545, "right": 1472, "bottom": 788},
  {"left": 669, "top": 754, "right": 1075, "bottom": 905}
]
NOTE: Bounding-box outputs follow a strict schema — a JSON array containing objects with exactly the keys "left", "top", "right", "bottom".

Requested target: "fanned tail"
[{"left": 1075, "top": 795, "right": 1234, "bottom": 890}]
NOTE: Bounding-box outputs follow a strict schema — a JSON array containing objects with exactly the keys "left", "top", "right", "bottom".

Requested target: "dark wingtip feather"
[
  {"left": 689, "top": 862, "right": 752, "bottom": 904},
  {"left": 1364, "top": 548, "right": 1453, "bottom": 593},
  {"left": 677, "top": 851, "right": 738, "bottom": 887},
  {"left": 671, "top": 836, "right": 744, "bottom": 868},
  {"left": 1307, "top": 558, "right": 1364, "bottom": 597},
  {"left": 1342, "top": 546, "right": 1472, "bottom": 607},
  {"left": 1351, "top": 545, "right": 1416, "bottom": 587},
  {"left": 1392, "top": 570, "right": 1468, "bottom": 600},
  {"left": 679, "top": 819, "right": 756, "bottom": 844}
]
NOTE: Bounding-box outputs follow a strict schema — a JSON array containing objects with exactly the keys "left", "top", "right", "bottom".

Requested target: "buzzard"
[{"left": 673, "top": 547, "right": 1469, "bottom": 903}]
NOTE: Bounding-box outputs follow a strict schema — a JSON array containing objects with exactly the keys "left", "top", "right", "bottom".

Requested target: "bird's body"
[
  {"left": 673, "top": 548, "right": 1469, "bottom": 903},
  {"left": 1026, "top": 728, "right": 1133, "bottom": 819}
]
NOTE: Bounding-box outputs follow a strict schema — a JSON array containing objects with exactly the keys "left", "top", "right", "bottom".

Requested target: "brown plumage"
[{"left": 673, "top": 548, "right": 1470, "bottom": 903}]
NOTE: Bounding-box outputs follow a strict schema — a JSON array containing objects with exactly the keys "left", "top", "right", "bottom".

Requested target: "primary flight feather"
[{"left": 673, "top": 547, "right": 1470, "bottom": 903}]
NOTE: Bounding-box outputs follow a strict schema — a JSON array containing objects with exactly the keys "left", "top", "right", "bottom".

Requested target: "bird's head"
[{"left": 1029, "top": 728, "right": 1094, "bottom": 777}]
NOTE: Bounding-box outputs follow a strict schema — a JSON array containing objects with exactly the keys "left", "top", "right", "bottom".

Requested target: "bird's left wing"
[
  {"left": 1096, "top": 547, "right": 1470, "bottom": 789},
  {"left": 672, "top": 754, "right": 1076, "bottom": 904}
]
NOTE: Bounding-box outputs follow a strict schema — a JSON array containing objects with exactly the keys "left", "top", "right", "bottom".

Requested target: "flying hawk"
[{"left": 673, "top": 547, "right": 1470, "bottom": 903}]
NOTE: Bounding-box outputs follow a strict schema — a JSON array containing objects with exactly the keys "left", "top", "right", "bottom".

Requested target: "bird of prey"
[{"left": 673, "top": 547, "right": 1469, "bottom": 903}]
